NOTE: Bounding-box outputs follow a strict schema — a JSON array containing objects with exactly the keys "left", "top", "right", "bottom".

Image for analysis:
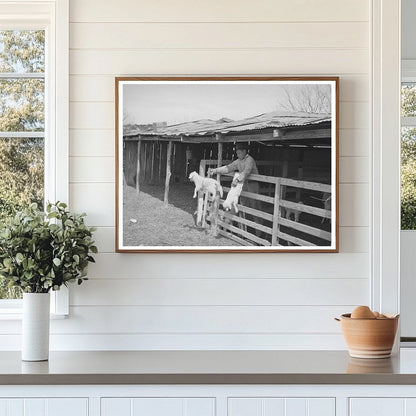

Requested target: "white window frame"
[
  {"left": 0, "top": 0, "right": 69, "bottom": 317},
  {"left": 399, "top": 60, "right": 416, "bottom": 341},
  {"left": 371, "top": 0, "right": 401, "bottom": 323}
]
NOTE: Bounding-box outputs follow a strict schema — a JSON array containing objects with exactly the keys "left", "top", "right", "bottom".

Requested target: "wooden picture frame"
[{"left": 115, "top": 77, "right": 339, "bottom": 252}]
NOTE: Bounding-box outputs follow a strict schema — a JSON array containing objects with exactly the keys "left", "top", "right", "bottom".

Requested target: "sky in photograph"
[{"left": 122, "top": 81, "right": 332, "bottom": 126}]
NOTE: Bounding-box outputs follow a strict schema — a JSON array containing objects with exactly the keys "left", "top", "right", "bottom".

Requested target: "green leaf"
[
  {"left": 0, "top": 199, "right": 96, "bottom": 293},
  {"left": 64, "top": 219, "right": 74, "bottom": 227}
]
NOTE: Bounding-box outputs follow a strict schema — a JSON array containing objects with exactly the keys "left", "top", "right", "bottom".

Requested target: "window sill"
[
  {"left": 0, "top": 287, "right": 69, "bottom": 317},
  {"left": 0, "top": 312, "right": 68, "bottom": 320}
]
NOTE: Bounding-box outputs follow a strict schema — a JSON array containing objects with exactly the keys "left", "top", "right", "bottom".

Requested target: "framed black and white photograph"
[{"left": 115, "top": 77, "right": 339, "bottom": 252}]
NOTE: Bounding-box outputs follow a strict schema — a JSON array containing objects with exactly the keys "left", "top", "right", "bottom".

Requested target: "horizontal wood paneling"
[
  {"left": 70, "top": 278, "right": 368, "bottom": 306},
  {"left": 69, "top": 130, "right": 114, "bottom": 157},
  {"left": 339, "top": 157, "right": 369, "bottom": 183},
  {"left": 339, "top": 227, "right": 369, "bottom": 253},
  {"left": 69, "top": 183, "right": 114, "bottom": 226},
  {"left": 85, "top": 253, "right": 369, "bottom": 279},
  {"left": 56, "top": 305, "right": 354, "bottom": 334},
  {"left": 70, "top": 103, "right": 114, "bottom": 129},
  {"left": 69, "top": 157, "right": 114, "bottom": 183},
  {"left": 339, "top": 184, "right": 369, "bottom": 227},
  {"left": 91, "top": 227, "right": 115, "bottom": 253},
  {"left": 60, "top": 0, "right": 373, "bottom": 351},
  {"left": 70, "top": 76, "right": 115, "bottom": 102},
  {"left": 339, "top": 129, "right": 369, "bottom": 157},
  {"left": 70, "top": 49, "right": 368, "bottom": 76},
  {"left": 0, "top": 333, "right": 347, "bottom": 350},
  {"left": 70, "top": 22, "right": 368, "bottom": 50},
  {"left": 69, "top": 74, "right": 369, "bottom": 103},
  {"left": 70, "top": 0, "right": 369, "bottom": 23},
  {"left": 339, "top": 102, "right": 369, "bottom": 129},
  {"left": 0, "top": 306, "right": 355, "bottom": 335}
]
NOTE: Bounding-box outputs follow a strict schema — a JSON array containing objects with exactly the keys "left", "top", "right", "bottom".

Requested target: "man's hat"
[{"left": 235, "top": 142, "right": 249, "bottom": 151}]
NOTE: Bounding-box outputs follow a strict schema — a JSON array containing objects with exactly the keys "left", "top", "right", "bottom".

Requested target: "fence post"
[
  {"left": 210, "top": 193, "right": 220, "bottom": 236},
  {"left": 136, "top": 139, "right": 141, "bottom": 194},
  {"left": 142, "top": 142, "right": 147, "bottom": 182},
  {"left": 216, "top": 139, "right": 223, "bottom": 180},
  {"left": 272, "top": 178, "right": 281, "bottom": 246},
  {"left": 196, "top": 161, "right": 206, "bottom": 226},
  {"left": 202, "top": 191, "right": 209, "bottom": 228},
  {"left": 163, "top": 141, "right": 172, "bottom": 207},
  {"left": 209, "top": 141, "right": 224, "bottom": 234},
  {"left": 150, "top": 141, "right": 155, "bottom": 184},
  {"left": 158, "top": 142, "right": 163, "bottom": 183}
]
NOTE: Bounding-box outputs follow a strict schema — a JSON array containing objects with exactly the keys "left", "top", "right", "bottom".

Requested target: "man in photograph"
[
  {"left": 209, "top": 143, "right": 262, "bottom": 235},
  {"left": 209, "top": 142, "right": 259, "bottom": 197}
]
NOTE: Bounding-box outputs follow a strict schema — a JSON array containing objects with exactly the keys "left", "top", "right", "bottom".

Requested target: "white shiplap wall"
[{"left": 55, "top": 0, "right": 371, "bottom": 350}]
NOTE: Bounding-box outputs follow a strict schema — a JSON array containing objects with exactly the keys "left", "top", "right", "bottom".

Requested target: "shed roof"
[{"left": 124, "top": 111, "right": 331, "bottom": 139}]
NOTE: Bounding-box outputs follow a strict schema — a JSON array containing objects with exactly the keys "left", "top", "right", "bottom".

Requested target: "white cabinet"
[
  {"left": 349, "top": 398, "right": 416, "bottom": 416},
  {"left": 5, "top": 385, "right": 416, "bottom": 416},
  {"left": 101, "top": 397, "right": 215, "bottom": 416},
  {"left": 228, "top": 397, "right": 335, "bottom": 416},
  {"left": 0, "top": 398, "right": 88, "bottom": 416}
]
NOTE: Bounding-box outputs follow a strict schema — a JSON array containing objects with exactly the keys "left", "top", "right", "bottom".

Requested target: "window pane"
[
  {"left": 0, "top": 78, "right": 44, "bottom": 131},
  {"left": 0, "top": 137, "right": 44, "bottom": 218},
  {"left": 0, "top": 283, "right": 22, "bottom": 300},
  {"left": 0, "top": 138, "right": 44, "bottom": 300},
  {"left": 401, "top": 127, "right": 416, "bottom": 230},
  {"left": 402, "top": 83, "right": 416, "bottom": 117},
  {"left": 0, "top": 29, "right": 45, "bottom": 301},
  {"left": 0, "top": 30, "right": 45, "bottom": 73}
]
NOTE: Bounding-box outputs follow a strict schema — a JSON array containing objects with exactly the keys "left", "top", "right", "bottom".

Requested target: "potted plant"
[{"left": 0, "top": 202, "right": 97, "bottom": 361}]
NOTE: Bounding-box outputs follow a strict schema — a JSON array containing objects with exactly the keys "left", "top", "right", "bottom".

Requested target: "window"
[
  {"left": 401, "top": 77, "right": 416, "bottom": 230},
  {"left": 0, "top": 0, "right": 69, "bottom": 314},
  {"left": 0, "top": 29, "right": 45, "bottom": 300}
]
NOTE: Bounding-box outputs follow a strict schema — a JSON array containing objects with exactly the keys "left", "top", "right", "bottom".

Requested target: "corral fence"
[{"left": 198, "top": 160, "right": 332, "bottom": 247}]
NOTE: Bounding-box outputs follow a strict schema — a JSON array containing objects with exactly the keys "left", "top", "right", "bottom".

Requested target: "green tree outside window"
[{"left": 0, "top": 30, "right": 45, "bottom": 298}]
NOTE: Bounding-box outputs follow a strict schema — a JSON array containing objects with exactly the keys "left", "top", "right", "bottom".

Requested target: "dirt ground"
[{"left": 123, "top": 183, "right": 240, "bottom": 247}]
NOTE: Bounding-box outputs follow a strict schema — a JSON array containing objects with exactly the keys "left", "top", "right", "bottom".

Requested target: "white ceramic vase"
[{"left": 22, "top": 292, "right": 50, "bottom": 361}]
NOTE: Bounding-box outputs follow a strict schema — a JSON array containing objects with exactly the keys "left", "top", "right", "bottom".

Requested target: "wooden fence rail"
[{"left": 198, "top": 159, "right": 332, "bottom": 247}]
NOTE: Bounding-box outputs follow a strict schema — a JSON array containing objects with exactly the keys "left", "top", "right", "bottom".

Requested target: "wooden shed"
[{"left": 123, "top": 110, "right": 334, "bottom": 247}]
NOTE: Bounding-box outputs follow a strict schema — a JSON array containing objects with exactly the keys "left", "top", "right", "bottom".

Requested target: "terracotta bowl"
[{"left": 337, "top": 313, "right": 399, "bottom": 359}]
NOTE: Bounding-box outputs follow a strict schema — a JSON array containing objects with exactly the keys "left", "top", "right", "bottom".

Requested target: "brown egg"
[
  {"left": 351, "top": 306, "right": 376, "bottom": 319},
  {"left": 373, "top": 311, "right": 380, "bottom": 318}
]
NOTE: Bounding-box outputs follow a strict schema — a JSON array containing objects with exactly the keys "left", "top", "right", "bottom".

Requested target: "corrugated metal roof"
[{"left": 124, "top": 110, "right": 331, "bottom": 138}]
